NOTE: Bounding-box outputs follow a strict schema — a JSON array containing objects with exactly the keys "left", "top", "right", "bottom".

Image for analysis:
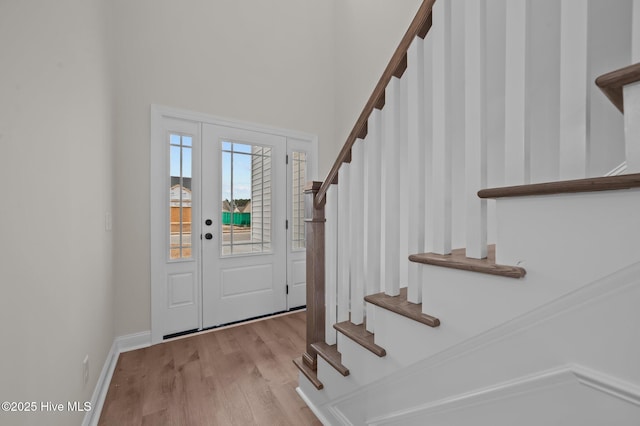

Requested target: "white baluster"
[
  {"left": 504, "top": 0, "right": 530, "bottom": 185},
  {"left": 399, "top": 66, "right": 410, "bottom": 290},
  {"left": 350, "top": 139, "right": 365, "bottom": 325},
  {"left": 431, "top": 0, "right": 452, "bottom": 255},
  {"left": 633, "top": 0, "right": 640, "bottom": 61},
  {"left": 559, "top": 0, "right": 589, "bottom": 179},
  {"left": 407, "top": 37, "right": 426, "bottom": 303},
  {"left": 382, "top": 78, "right": 401, "bottom": 296},
  {"left": 337, "top": 164, "right": 351, "bottom": 323},
  {"left": 423, "top": 23, "right": 434, "bottom": 254},
  {"left": 465, "top": 0, "right": 488, "bottom": 259},
  {"left": 325, "top": 184, "right": 338, "bottom": 345},
  {"left": 365, "top": 109, "right": 382, "bottom": 333},
  {"left": 625, "top": 0, "right": 640, "bottom": 173}
]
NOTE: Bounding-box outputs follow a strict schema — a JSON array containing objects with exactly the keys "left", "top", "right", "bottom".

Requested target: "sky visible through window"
[
  {"left": 221, "top": 142, "right": 252, "bottom": 201},
  {"left": 169, "top": 137, "right": 252, "bottom": 200}
]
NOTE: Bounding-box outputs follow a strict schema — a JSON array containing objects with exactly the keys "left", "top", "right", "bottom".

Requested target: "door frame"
[{"left": 150, "top": 105, "right": 317, "bottom": 344}]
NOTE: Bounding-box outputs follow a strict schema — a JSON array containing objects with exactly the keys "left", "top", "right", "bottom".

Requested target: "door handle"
[{"left": 205, "top": 233, "right": 213, "bottom": 240}]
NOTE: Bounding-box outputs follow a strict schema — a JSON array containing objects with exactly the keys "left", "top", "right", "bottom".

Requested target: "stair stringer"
[{"left": 299, "top": 259, "right": 640, "bottom": 425}]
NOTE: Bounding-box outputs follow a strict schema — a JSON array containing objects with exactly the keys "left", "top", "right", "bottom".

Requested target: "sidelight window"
[
  {"left": 291, "top": 151, "right": 307, "bottom": 250},
  {"left": 169, "top": 133, "right": 193, "bottom": 260}
]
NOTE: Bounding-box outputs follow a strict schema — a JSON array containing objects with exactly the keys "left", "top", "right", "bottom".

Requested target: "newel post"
[{"left": 303, "top": 181, "right": 325, "bottom": 370}]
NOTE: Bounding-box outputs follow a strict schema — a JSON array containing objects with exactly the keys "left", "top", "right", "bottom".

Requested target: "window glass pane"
[
  {"left": 221, "top": 142, "right": 271, "bottom": 256},
  {"left": 292, "top": 151, "right": 307, "bottom": 250},
  {"left": 170, "top": 134, "right": 181, "bottom": 145},
  {"left": 170, "top": 145, "right": 181, "bottom": 177},
  {"left": 169, "top": 133, "right": 193, "bottom": 260},
  {"left": 182, "top": 146, "right": 192, "bottom": 178}
]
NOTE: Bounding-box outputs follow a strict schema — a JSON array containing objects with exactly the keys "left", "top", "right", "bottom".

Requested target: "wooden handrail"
[
  {"left": 314, "top": 0, "right": 436, "bottom": 208},
  {"left": 595, "top": 62, "right": 640, "bottom": 113},
  {"left": 478, "top": 173, "right": 640, "bottom": 199}
]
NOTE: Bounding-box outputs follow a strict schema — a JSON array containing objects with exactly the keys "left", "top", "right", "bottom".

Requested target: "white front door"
[
  {"left": 151, "top": 106, "right": 317, "bottom": 343},
  {"left": 201, "top": 124, "right": 287, "bottom": 328}
]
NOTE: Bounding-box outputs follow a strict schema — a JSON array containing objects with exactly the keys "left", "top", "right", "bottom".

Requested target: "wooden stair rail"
[
  {"left": 314, "top": 0, "right": 436, "bottom": 208},
  {"left": 595, "top": 62, "right": 640, "bottom": 113},
  {"left": 296, "top": 0, "right": 437, "bottom": 384},
  {"left": 478, "top": 174, "right": 640, "bottom": 199}
]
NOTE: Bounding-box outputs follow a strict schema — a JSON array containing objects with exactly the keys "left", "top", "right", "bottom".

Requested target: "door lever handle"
[{"left": 205, "top": 233, "right": 213, "bottom": 240}]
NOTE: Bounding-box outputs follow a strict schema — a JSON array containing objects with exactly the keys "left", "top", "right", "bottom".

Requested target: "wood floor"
[{"left": 99, "top": 311, "right": 321, "bottom": 426}]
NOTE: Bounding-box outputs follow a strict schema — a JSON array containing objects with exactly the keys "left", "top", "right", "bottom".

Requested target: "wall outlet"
[{"left": 83, "top": 355, "right": 89, "bottom": 385}]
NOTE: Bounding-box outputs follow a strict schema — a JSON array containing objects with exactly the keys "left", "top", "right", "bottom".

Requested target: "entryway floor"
[{"left": 98, "top": 310, "right": 321, "bottom": 425}]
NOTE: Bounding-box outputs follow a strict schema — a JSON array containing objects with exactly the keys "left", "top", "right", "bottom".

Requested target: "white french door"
[
  {"left": 201, "top": 124, "right": 287, "bottom": 328},
  {"left": 151, "top": 106, "right": 316, "bottom": 343}
]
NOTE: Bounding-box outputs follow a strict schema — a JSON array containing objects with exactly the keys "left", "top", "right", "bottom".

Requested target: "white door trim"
[{"left": 150, "top": 105, "right": 317, "bottom": 344}]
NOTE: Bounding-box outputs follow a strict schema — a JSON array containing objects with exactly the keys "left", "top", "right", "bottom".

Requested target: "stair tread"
[
  {"left": 333, "top": 321, "right": 386, "bottom": 357},
  {"left": 477, "top": 173, "right": 640, "bottom": 199},
  {"left": 595, "top": 62, "right": 640, "bottom": 113},
  {"left": 293, "top": 357, "right": 323, "bottom": 390},
  {"left": 409, "top": 245, "right": 525, "bottom": 279},
  {"left": 311, "top": 342, "right": 350, "bottom": 376},
  {"left": 365, "top": 287, "right": 440, "bottom": 327}
]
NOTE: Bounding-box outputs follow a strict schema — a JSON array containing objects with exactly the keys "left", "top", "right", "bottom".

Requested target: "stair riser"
[
  {"left": 316, "top": 356, "right": 359, "bottom": 401},
  {"left": 371, "top": 304, "right": 442, "bottom": 366},
  {"left": 495, "top": 189, "right": 640, "bottom": 284},
  {"left": 337, "top": 333, "right": 398, "bottom": 385}
]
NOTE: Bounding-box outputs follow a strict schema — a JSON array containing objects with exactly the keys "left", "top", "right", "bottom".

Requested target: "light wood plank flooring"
[{"left": 99, "top": 311, "right": 321, "bottom": 425}]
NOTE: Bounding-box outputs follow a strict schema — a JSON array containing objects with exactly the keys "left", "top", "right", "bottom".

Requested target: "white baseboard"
[
  {"left": 116, "top": 330, "right": 152, "bottom": 353},
  {"left": 82, "top": 331, "right": 151, "bottom": 426}
]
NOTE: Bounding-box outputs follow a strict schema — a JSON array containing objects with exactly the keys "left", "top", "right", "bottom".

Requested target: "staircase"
[{"left": 295, "top": 0, "right": 640, "bottom": 424}]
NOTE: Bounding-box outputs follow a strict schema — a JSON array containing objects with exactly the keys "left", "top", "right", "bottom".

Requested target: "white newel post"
[
  {"left": 407, "top": 37, "right": 426, "bottom": 303},
  {"left": 504, "top": 0, "right": 530, "bottom": 185},
  {"left": 336, "top": 164, "right": 351, "bottom": 323},
  {"left": 559, "top": 0, "right": 589, "bottom": 179},
  {"left": 625, "top": 0, "right": 640, "bottom": 173},
  {"left": 464, "top": 0, "right": 488, "bottom": 260},
  {"left": 350, "top": 140, "right": 365, "bottom": 324},
  {"left": 431, "top": 0, "right": 452, "bottom": 255},
  {"left": 325, "top": 184, "right": 338, "bottom": 345},
  {"left": 365, "top": 109, "right": 382, "bottom": 333},
  {"left": 382, "top": 77, "right": 401, "bottom": 296}
]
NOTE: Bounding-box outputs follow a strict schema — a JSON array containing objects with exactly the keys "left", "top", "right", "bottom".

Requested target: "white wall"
[
  {"left": 332, "top": 0, "right": 423, "bottom": 149},
  {"left": 0, "top": 1, "right": 115, "bottom": 425},
  {"left": 109, "top": 0, "right": 337, "bottom": 336}
]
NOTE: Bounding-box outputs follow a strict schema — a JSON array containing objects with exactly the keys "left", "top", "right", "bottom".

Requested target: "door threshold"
[{"left": 163, "top": 307, "right": 307, "bottom": 342}]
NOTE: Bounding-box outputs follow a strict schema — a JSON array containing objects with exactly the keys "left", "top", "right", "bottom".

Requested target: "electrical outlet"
[{"left": 83, "top": 355, "right": 89, "bottom": 385}]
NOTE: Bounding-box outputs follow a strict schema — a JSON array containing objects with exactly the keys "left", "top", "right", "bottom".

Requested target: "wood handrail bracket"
[
  {"left": 595, "top": 62, "right": 640, "bottom": 113},
  {"left": 315, "top": 0, "right": 436, "bottom": 208}
]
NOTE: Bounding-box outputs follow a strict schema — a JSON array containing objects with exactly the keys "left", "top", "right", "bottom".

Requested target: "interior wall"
[
  {"left": 0, "top": 0, "right": 115, "bottom": 425},
  {"left": 332, "top": 0, "right": 424, "bottom": 150},
  {"left": 110, "top": 0, "right": 336, "bottom": 336}
]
